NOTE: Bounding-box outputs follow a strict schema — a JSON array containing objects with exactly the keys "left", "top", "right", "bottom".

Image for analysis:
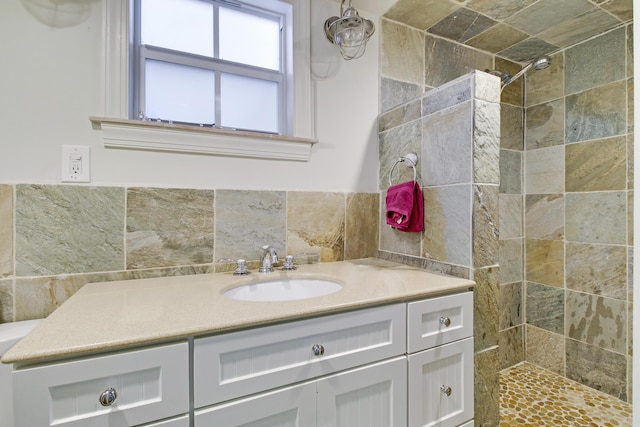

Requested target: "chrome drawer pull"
[
  {"left": 99, "top": 387, "right": 118, "bottom": 406},
  {"left": 312, "top": 344, "right": 325, "bottom": 356},
  {"left": 439, "top": 316, "right": 451, "bottom": 327},
  {"left": 440, "top": 385, "right": 452, "bottom": 397}
]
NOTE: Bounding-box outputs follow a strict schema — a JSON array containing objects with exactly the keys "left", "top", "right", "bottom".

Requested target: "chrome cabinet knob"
[
  {"left": 440, "top": 316, "right": 451, "bottom": 327},
  {"left": 99, "top": 387, "right": 118, "bottom": 406},
  {"left": 312, "top": 344, "right": 325, "bottom": 356},
  {"left": 440, "top": 385, "right": 452, "bottom": 397}
]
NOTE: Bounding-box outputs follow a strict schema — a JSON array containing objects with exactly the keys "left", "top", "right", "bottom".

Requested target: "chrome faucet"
[{"left": 259, "top": 245, "right": 278, "bottom": 273}]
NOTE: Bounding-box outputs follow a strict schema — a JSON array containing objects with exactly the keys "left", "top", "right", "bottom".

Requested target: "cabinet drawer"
[
  {"left": 194, "top": 303, "right": 406, "bottom": 407},
  {"left": 407, "top": 292, "right": 473, "bottom": 353},
  {"left": 408, "top": 337, "right": 474, "bottom": 427},
  {"left": 13, "top": 342, "right": 189, "bottom": 427}
]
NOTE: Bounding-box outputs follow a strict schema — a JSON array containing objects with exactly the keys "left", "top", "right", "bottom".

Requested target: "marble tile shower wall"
[
  {"left": 0, "top": 185, "right": 379, "bottom": 322},
  {"left": 521, "top": 24, "right": 634, "bottom": 402}
]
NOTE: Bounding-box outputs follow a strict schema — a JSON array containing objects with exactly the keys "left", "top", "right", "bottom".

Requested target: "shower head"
[
  {"left": 500, "top": 55, "right": 552, "bottom": 92},
  {"left": 532, "top": 55, "right": 552, "bottom": 71}
]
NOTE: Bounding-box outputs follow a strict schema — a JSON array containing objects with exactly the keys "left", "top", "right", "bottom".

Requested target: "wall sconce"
[{"left": 323, "top": 0, "right": 375, "bottom": 60}]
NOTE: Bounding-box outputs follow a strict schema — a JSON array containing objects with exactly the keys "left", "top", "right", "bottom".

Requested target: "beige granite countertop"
[{"left": 2, "top": 258, "right": 474, "bottom": 365}]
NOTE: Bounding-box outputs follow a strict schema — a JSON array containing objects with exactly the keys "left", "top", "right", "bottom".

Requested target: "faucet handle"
[
  {"left": 282, "top": 255, "right": 296, "bottom": 271},
  {"left": 233, "top": 259, "right": 250, "bottom": 275}
]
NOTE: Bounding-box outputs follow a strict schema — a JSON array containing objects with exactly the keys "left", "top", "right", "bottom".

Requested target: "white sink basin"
[{"left": 223, "top": 278, "right": 343, "bottom": 302}]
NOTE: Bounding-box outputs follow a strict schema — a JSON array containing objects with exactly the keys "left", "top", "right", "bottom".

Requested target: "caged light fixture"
[{"left": 324, "top": 0, "right": 375, "bottom": 60}]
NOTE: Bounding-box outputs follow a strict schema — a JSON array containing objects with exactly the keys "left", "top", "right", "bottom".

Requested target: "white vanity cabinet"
[
  {"left": 407, "top": 292, "right": 474, "bottom": 427},
  {"left": 10, "top": 289, "right": 474, "bottom": 427},
  {"left": 12, "top": 342, "right": 189, "bottom": 427}
]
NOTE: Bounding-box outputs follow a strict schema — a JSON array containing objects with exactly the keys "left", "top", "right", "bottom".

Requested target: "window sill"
[{"left": 90, "top": 117, "right": 318, "bottom": 161}]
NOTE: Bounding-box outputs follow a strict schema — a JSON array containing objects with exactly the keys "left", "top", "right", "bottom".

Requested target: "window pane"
[
  {"left": 219, "top": 8, "right": 280, "bottom": 70},
  {"left": 145, "top": 60, "right": 215, "bottom": 125},
  {"left": 141, "top": 0, "right": 214, "bottom": 57},
  {"left": 221, "top": 74, "right": 279, "bottom": 133}
]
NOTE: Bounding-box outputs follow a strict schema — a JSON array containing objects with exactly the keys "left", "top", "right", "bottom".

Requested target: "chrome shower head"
[
  {"left": 500, "top": 55, "right": 552, "bottom": 92},
  {"left": 532, "top": 55, "right": 552, "bottom": 71}
]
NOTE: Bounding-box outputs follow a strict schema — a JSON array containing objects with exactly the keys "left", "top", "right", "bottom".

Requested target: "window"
[
  {"left": 95, "top": 0, "right": 315, "bottom": 160},
  {"left": 133, "top": 0, "right": 290, "bottom": 134}
]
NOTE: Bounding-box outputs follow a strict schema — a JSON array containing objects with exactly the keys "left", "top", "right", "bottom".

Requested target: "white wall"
[{"left": 0, "top": 0, "right": 384, "bottom": 192}]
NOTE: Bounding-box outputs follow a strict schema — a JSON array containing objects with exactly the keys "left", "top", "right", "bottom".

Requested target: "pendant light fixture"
[{"left": 324, "top": 0, "right": 375, "bottom": 60}]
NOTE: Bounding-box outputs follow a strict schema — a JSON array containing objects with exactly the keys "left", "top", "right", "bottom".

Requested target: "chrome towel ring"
[{"left": 388, "top": 152, "right": 418, "bottom": 186}]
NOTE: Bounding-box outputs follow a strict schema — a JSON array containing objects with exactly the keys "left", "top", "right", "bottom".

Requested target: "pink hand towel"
[{"left": 385, "top": 181, "right": 424, "bottom": 232}]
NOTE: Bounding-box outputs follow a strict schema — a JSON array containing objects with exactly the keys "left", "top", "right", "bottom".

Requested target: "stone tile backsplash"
[
  {"left": 0, "top": 185, "right": 379, "bottom": 321},
  {"left": 286, "top": 192, "right": 346, "bottom": 263},
  {"left": 215, "top": 189, "right": 285, "bottom": 263},
  {"left": 15, "top": 185, "right": 125, "bottom": 276},
  {"left": 127, "top": 187, "right": 215, "bottom": 269}
]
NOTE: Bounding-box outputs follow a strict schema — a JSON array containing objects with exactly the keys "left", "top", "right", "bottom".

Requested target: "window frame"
[
  {"left": 133, "top": 0, "right": 289, "bottom": 134},
  {"left": 93, "top": 0, "right": 316, "bottom": 161}
]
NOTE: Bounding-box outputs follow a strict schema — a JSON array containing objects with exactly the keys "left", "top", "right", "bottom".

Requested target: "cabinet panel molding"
[
  {"left": 317, "top": 357, "right": 407, "bottom": 427},
  {"left": 408, "top": 337, "right": 474, "bottom": 427},
  {"left": 407, "top": 292, "right": 473, "bottom": 353}
]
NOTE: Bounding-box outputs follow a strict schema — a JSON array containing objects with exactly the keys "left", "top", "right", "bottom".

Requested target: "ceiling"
[{"left": 382, "top": 0, "right": 633, "bottom": 64}]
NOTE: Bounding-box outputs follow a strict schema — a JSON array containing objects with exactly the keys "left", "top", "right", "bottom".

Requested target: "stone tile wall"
[
  {"left": 378, "top": 0, "right": 634, "bottom": 414},
  {"left": 0, "top": 185, "right": 379, "bottom": 322},
  {"left": 523, "top": 24, "right": 634, "bottom": 402},
  {"left": 378, "top": 40, "right": 502, "bottom": 425}
]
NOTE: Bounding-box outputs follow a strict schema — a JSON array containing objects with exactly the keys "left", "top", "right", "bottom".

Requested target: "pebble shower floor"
[{"left": 499, "top": 362, "right": 632, "bottom": 426}]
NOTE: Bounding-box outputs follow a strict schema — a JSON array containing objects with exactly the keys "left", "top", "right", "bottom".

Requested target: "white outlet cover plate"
[{"left": 61, "top": 145, "right": 90, "bottom": 183}]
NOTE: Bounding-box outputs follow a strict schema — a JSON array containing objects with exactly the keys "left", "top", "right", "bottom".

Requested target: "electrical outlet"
[{"left": 61, "top": 145, "right": 90, "bottom": 183}]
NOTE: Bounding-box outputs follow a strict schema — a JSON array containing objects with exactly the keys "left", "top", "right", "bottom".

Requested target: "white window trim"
[{"left": 95, "top": 0, "right": 316, "bottom": 161}]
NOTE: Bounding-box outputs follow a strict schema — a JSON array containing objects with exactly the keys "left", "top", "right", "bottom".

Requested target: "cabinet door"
[
  {"left": 408, "top": 338, "right": 473, "bottom": 427},
  {"left": 194, "top": 382, "right": 316, "bottom": 427},
  {"left": 194, "top": 304, "right": 406, "bottom": 407},
  {"left": 317, "top": 357, "right": 407, "bottom": 427},
  {"left": 13, "top": 342, "right": 189, "bottom": 427}
]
